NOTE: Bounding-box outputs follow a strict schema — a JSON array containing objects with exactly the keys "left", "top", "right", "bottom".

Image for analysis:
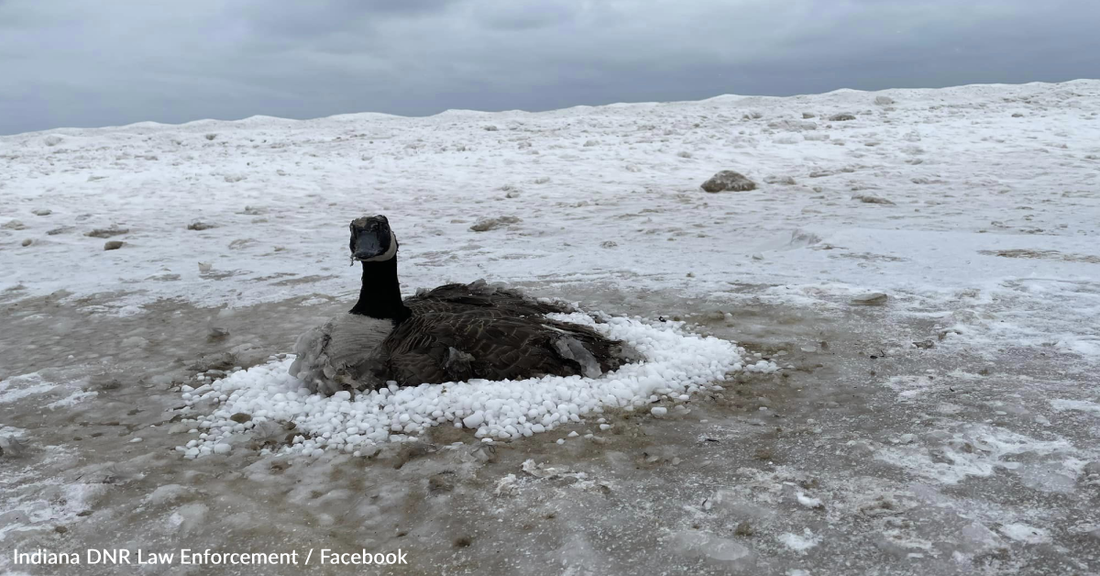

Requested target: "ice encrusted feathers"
[{"left": 288, "top": 314, "right": 393, "bottom": 396}]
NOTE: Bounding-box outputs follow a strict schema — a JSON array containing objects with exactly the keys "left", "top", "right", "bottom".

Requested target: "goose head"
[{"left": 349, "top": 215, "right": 398, "bottom": 262}]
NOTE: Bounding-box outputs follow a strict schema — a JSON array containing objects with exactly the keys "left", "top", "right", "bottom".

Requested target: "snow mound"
[{"left": 178, "top": 314, "right": 776, "bottom": 458}]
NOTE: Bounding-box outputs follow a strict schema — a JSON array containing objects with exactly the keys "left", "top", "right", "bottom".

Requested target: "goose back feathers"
[{"left": 378, "top": 281, "right": 626, "bottom": 386}]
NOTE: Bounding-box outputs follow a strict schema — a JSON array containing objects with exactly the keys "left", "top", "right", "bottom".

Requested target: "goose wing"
[
  {"left": 405, "top": 281, "right": 570, "bottom": 318},
  {"left": 379, "top": 311, "right": 621, "bottom": 386}
]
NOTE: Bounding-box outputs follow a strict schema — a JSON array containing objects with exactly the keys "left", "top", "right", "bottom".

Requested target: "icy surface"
[
  {"left": 3, "top": 80, "right": 1099, "bottom": 332},
  {"left": 778, "top": 529, "right": 821, "bottom": 554},
  {"left": 0, "top": 373, "right": 57, "bottom": 404},
  {"left": 2, "top": 81, "right": 1100, "bottom": 575}
]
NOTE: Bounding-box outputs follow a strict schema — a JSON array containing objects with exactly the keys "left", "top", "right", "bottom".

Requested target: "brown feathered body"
[
  {"left": 375, "top": 281, "right": 627, "bottom": 386},
  {"left": 290, "top": 278, "right": 634, "bottom": 395}
]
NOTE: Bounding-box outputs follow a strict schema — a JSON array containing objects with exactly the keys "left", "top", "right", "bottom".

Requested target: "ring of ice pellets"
[{"left": 177, "top": 313, "right": 779, "bottom": 457}]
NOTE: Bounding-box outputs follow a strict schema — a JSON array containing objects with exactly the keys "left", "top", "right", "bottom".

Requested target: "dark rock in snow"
[
  {"left": 852, "top": 194, "right": 895, "bottom": 205},
  {"left": 230, "top": 413, "right": 252, "bottom": 424},
  {"left": 87, "top": 226, "right": 129, "bottom": 238},
  {"left": 103, "top": 240, "right": 124, "bottom": 250},
  {"left": 701, "top": 170, "right": 756, "bottom": 193},
  {"left": 829, "top": 113, "right": 857, "bottom": 122},
  {"left": 851, "top": 292, "right": 888, "bottom": 306},
  {"left": 187, "top": 221, "right": 218, "bottom": 231},
  {"left": 191, "top": 352, "right": 237, "bottom": 372},
  {"left": 470, "top": 216, "right": 521, "bottom": 232}
]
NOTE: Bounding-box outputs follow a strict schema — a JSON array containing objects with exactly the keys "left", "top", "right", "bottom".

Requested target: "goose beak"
[
  {"left": 352, "top": 231, "right": 387, "bottom": 260},
  {"left": 350, "top": 215, "right": 397, "bottom": 262}
]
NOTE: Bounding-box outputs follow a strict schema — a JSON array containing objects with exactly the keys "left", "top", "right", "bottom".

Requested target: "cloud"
[
  {"left": 474, "top": 1, "right": 579, "bottom": 31},
  {"left": 0, "top": 0, "right": 1097, "bottom": 134}
]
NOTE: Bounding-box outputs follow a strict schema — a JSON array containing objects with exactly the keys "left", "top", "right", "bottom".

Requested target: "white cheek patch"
[{"left": 361, "top": 231, "right": 398, "bottom": 262}]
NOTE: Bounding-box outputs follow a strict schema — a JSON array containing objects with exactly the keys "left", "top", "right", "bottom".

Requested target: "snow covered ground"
[{"left": 2, "top": 80, "right": 1099, "bottom": 575}]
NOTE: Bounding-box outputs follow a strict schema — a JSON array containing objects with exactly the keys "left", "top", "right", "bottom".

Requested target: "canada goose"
[{"left": 289, "top": 215, "right": 634, "bottom": 395}]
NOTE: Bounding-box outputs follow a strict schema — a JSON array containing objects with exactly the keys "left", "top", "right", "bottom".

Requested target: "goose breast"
[{"left": 288, "top": 314, "right": 393, "bottom": 395}]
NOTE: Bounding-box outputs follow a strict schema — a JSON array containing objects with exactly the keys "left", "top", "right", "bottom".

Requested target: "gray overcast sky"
[{"left": 2, "top": 0, "right": 1098, "bottom": 135}]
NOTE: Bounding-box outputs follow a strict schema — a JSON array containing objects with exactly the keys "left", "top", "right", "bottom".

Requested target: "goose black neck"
[{"left": 350, "top": 257, "right": 410, "bottom": 322}]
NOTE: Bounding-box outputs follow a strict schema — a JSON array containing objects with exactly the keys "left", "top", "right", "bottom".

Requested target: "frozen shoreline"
[{"left": 2, "top": 80, "right": 1099, "bottom": 575}]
